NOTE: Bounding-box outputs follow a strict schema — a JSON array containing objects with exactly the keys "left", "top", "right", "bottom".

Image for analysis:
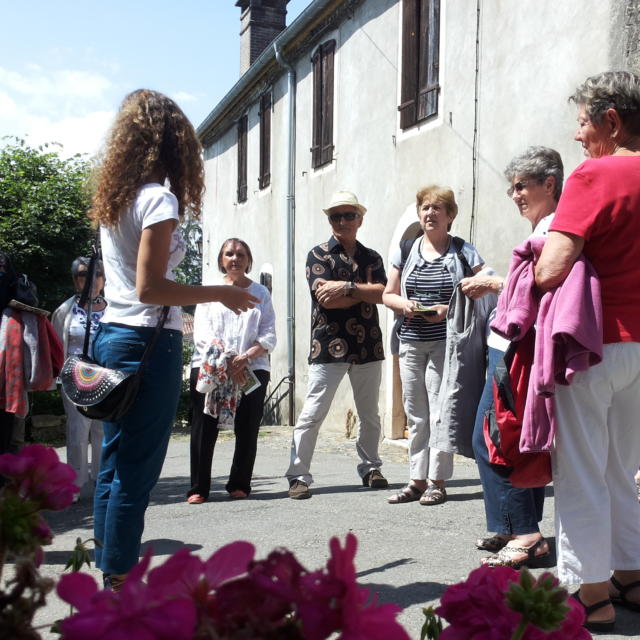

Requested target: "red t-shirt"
[{"left": 550, "top": 155, "right": 640, "bottom": 343}]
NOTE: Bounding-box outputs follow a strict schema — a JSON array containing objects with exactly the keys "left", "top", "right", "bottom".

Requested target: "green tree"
[{"left": 0, "top": 137, "right": 93, "bottom": 311}]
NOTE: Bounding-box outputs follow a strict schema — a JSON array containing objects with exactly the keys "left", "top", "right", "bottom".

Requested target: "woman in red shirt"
[{"left": 537, "top": 71, "right": 640, "bottom": 632}]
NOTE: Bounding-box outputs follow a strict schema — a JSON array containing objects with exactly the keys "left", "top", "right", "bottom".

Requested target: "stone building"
[{"left": 198, "top": 0, "right": 639, "bottom": 436}]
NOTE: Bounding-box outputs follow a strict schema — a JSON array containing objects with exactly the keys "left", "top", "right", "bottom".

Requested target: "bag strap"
[
  {"left": 80, "top": 228, "right": 170, "bottom": 367},
  {"left": 451, "top": 236, "right": 474, "bottom": 277},
  {"left": 398, "top": 236, "right": 417, "bottom": 271}
]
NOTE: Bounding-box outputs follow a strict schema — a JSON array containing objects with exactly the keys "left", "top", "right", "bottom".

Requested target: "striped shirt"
[{"left": 398, "top": 254, "right": 453, "bottom": 342}]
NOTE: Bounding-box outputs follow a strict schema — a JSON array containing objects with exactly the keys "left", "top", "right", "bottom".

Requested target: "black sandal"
[
  {"left": 572, "top": 591, "right": 615, "bottom": 632},
  {"left": 387, "top": 484, "right": 423, "bottom": 504},
  {"left": 610, "top": 575, "right": 640, "bottom": 612}
]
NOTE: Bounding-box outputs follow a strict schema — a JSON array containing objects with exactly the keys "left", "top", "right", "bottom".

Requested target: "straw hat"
[{"left": 322, "top": 190, "right": 367, "bottom": 215}]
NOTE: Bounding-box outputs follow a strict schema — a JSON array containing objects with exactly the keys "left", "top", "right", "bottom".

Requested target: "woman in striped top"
[{"left": 383, "top": 185, "right": 483, "bottom": 505}]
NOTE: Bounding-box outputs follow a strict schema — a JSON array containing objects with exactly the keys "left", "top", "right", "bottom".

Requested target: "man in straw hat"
[{"left": 286, "top": 190, "right": 388, "bottom": 499}]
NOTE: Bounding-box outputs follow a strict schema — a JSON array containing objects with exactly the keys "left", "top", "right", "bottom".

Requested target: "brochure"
[
  {"left": 240, "top": 367, "right": 261, "bottom": 395},
  {"left": 8, "top": 299, "right": 50, "bottom": 317},
  {"left": 413, "top": 302, "right": 437, "bottom": 315}
]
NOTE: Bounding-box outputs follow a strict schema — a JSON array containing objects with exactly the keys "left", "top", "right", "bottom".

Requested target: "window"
[
  {"left": 259, "top": 92, "right": 271, "bottom": 189},
  {"left": 399, "top": 0, "right": 440, "bottom": 129},
  {"left": 237, "top": 115, "right": 248, "bottom": 203},
  {"left": 311, "top": 39, "right": 336, "bottom": 168}
]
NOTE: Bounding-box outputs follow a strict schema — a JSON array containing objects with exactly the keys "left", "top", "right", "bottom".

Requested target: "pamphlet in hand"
[
  {"left": 413, "top": 302, "right": 438, "bottom": 315},
  {"left": 240, "top": 367, "right": 261, "bottom": 395}
]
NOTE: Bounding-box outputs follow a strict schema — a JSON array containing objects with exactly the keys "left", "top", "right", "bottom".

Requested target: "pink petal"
[
  {"left": 57, "top": 572, "right": 99, "bottom": 610},
  {"left": 204, "top": 540, "right": 254, "bottom": 587}
]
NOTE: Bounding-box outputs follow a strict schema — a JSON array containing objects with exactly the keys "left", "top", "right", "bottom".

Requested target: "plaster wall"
[{"left": 202, "top": 0, "right": 617, "bottom": 436}]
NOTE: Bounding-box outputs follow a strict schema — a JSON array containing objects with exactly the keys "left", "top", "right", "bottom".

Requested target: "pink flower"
[
  {"left": 436, "top": 565, "right": 592, "bottom": 640},
  {"left": 32, "top": 516, "right": 53, "bottom": 545},
  {"left": 298, "top": 533, "right": 411, "bottom": 640},
  {"left": 0, "top": 444, "right": 79, "bottom": 510},
  {"left": 437, "top": 565, "right": 521, "bottom": 638},
  {"left": 58, "top": 551, "right": 197, "bottom": 640}
]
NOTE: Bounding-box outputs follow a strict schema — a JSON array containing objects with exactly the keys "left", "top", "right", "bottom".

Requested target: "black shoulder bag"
[{"left": 60, "top": 236, "right": 169, "bottom": 422}]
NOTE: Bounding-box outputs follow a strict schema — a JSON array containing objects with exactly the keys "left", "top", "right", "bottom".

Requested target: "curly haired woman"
[{"left": 90, "top": 89, "right": 258, "bottom": 591}]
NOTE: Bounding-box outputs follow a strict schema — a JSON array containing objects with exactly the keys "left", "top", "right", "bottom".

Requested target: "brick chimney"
[{"left": 236, "top": 0, "right": 288, "bottom": 75}]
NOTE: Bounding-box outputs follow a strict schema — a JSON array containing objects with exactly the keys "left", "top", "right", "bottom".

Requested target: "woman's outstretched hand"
[{"left": 220, "top": 286, "right": 260, "bottom": 314}]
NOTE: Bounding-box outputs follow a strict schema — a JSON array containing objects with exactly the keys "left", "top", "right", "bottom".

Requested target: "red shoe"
[
  {"left": 229, "top": 489, "right": 248, "bottom": 499},
  {"left": 187, "top": 494, "right": 205, "bottom": 504}
]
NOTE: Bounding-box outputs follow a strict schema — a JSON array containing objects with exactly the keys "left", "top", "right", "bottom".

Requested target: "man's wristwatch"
[{"left": 344, "top": 282, "right": 357, "bottom": 297}]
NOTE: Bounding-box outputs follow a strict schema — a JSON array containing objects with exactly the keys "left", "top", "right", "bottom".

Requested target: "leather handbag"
[{"left": 60, "top": 239, "right": 169, "bottom": 422}]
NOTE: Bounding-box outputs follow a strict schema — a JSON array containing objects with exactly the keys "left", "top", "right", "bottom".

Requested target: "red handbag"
[{"left": 483, "top": 329, "right": 552, "bottom": 488}]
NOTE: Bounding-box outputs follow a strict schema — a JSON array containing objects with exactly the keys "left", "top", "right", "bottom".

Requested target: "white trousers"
[
  {"left": 286, "top": 361, "right": 383, "bottom": 485},
  {"left": 553, "top": 342, "right": 640, "bottom": 584},
  {"left": 62, "top": 390, "right": 103, "bottom": 488},
  {"left": 399, "top": 339, "right": 453, "bottom": 482}
]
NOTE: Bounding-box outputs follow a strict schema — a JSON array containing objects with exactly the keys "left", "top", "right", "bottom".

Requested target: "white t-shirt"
[{"left": 100, "top": 183, "right": 185, "bottom": 331}]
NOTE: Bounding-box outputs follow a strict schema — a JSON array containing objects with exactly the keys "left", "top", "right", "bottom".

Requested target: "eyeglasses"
[
  {"left": 507, "top": 181, "right": 529, "bottom": 197},
  {"left": 328, "top": 211, "right": 361, "bottom": 223}
]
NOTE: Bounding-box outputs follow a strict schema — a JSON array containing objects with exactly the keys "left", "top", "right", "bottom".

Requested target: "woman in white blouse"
[{"left": 188, "top": 238, "right": 276, "bottom": 503}]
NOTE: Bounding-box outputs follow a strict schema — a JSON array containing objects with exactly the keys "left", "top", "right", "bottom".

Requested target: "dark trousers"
[
  {"left": 188, "top": 367, "right": 270, "bottom": 499},
  {"left": 471, "top": 346, "right": 545, "bottom": 535}
]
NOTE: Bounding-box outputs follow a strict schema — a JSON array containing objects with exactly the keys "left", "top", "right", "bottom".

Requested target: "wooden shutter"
[
  {"left": 311, "top": 47, "right": 323, "bottom": 167},
  {"left": 320, "top": 40, "right": 335, "bottom": 166},
  {"left": 237, "top": 115, "right": 248, "bottom": 203},
  {"left": 259, "top": 92, "right": 271, "bottom": 189},
  {"left": 311, "top": 40, "right": 336, "bottom": 168},
  {"left": 399, "top": 0, "right": 419, "bottom": 129},
  {"left": 417, "top": 0, "right": 440, "bottom": 121}
]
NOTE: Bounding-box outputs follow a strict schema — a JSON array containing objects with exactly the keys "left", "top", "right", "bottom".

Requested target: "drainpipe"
[{"left": 274, "top": 42, "right": 296, "bottom": 427}]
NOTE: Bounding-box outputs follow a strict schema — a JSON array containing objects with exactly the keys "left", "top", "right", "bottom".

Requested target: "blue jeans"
[
  {"left": 471, "top": 346, "right": 545, "bottom": 534},
  {"left": 92, "top": 323, "right": 182, "bottom": 574}
]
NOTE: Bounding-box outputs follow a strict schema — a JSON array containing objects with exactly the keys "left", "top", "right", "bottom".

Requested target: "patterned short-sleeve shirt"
[{"left": 305, "top": 236, "right": 387, "bottom": 365}]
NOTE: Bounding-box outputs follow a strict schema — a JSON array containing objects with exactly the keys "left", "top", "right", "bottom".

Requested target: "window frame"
[
  {"left": 399, "top": 0, "right": 441, "bottom": 130},
  {"left": 311, "top": 39, "right": 336, "bottom": 169},
  {"left": 237, "top": 114, "right": 248, "bottom": 203},
  {"left": 258, "top": 91, "right": 272, "bottom": 190}
]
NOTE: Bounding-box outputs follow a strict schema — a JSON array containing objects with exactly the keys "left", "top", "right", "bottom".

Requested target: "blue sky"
[{"left": 0, "top": 0, "right": 311, "bottom": 157}]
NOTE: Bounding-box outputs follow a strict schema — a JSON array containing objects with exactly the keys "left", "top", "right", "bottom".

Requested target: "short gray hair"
[
  {"left": 570, "top": 71, "right": 640, "bottom": 135},
  {"left": 504, "top": 146, "right": 564, "bottom": 201}
]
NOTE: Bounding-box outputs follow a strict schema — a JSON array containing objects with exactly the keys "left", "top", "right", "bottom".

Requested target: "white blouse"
[{"left": 191, "top": 280, "right": 276, "bottom": 372}]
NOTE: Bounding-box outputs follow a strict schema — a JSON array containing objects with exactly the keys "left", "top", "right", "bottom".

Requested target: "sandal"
[
  {"left": 572, "top": 591, "right": 615, "bottom": 632},
  {"left": 229, "top": 489, "right": 249, "bottom": 500},
  {"left": 482, "top": 538, "right": 550, "bottom": 569},
  {"left": 187, "top": 494, "right": 205, "bottom": 504},
  {"left": 419, "top": 485, "right": 447, "bottom": 506},
  {"left": 610, "top": 576, "right": 640, "bottom": 612},
  {"left": 387, "top": 484, "right": 424, "bottom": 504},
  {"left": 476, "top": 534, "right": 510, "bottom": 552}
]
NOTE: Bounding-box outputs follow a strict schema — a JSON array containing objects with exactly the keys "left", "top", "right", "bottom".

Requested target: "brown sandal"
[
  {"left": 482, "top": 538, "right": 550, "bottom": 569},
  {"left": 476, "top": 534, "right": 510, "bottom": 552},
  {"left": 419, "top": 485, "right": 447, "bottom": 506},
  {"left": 387, "top": 484, "right": 424, "bottom": 504}
]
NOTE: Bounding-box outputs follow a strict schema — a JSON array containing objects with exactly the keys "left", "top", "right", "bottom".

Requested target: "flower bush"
[
  {"left": 57, "top": 533, "right": 412, "bottom": 640},
  {"left": 1, "top": 444, "right": 593, "bottom": 640},
  {"left": 0, "top": 444, "right": 79, "bottom": 639}
]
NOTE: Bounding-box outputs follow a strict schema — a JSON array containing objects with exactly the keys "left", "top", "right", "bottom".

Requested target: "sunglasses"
[
  {"left": 506, "top": 181, "right": 529, "bottom": 197},
  {"left": 328, "top": 211, "right": 361, "bottom": 223},
  {"left": 76, "top": 271, "right": 105, "bottom": 279}
]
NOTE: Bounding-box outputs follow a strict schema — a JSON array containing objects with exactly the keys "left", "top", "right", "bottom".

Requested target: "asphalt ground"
[{"left": 31, "top": 427, "right": 638, "bottom": 639}]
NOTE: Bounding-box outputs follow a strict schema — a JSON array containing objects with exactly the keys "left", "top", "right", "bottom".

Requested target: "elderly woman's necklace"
[{"left": 76, "top": 294, "right": 104, "bottom": 306}]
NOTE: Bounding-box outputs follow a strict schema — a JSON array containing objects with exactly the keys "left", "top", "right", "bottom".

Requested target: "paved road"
[{"left": 35, "top": 427, "right": 636, "bottom": 639}]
